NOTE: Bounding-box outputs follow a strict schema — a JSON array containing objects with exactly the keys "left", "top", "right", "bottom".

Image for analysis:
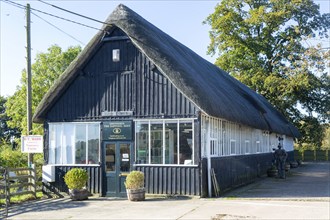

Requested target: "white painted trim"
[{"left": 133, "top": 164, "right": 198, "bottom": 167}]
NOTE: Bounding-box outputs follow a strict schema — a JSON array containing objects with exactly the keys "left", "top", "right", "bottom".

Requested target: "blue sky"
[{"left": 0, "top": 0, "right": 329, "bottom": 97}]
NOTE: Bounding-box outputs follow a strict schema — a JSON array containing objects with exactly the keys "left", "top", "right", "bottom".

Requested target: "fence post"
[
  {"left": 30, "top": 164, "right": 37, "bottom": 198},
  {"left": 5, "top": 168, "right": 9, "bottom": 216},
  {"left": 5, "top": 167, "right": 10, "bottom": 204}
]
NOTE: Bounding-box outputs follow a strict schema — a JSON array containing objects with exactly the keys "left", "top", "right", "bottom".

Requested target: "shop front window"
[
  {"left": 136, "top": 123, "right": 149, "bottom": 164},
  {"left": 135, "top": 119, "right": 194, "bottom": 165},
  {"left": 48, "top": 123, "right": 100, "bottom": 165}
]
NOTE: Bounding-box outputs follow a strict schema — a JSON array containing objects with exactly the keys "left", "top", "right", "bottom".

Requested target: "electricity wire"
[
  {"left": 2, "top": 0, "right": 104, "bottom": 32},
  {"left": 37, "top": 0, "right": 109, "bottom": 25},
  {"left": 31, "top": 12, "right": 85, "bottom": 46}
]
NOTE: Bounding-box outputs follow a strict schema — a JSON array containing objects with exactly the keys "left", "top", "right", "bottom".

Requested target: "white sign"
[{"left": 21, "top": 135, "right": 43, "bottom": 153}]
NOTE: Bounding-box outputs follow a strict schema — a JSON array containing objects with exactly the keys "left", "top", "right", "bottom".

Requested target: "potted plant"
[
  {"left": 64, "top": 168, "right": 89, "bottom": 201},
  {"left": 285, "top": 162, "right": 291, "bottom": 172},
  {"left": 125, "top": 170, "right": 145, "bottom": 201},
  {"left": 267, "top": 165, "right": 278, "bottom": 177}
]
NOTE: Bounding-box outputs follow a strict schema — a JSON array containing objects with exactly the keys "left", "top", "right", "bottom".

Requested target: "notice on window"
[{"left": 21, "top": 135, "right": 43, "bottom": 153}]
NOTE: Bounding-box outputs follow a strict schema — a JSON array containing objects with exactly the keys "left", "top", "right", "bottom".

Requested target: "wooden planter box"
[
  {"left": 267, "top": 169, "right": 278, "bottom": 177},
  {"left": 69, "top": 189, "right": 89, "bottom": 201},
  {"left": 126, "top": 188, "right": 145, "bottom": 201}
]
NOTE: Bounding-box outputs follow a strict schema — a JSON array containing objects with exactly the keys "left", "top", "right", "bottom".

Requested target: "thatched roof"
[{"left": 33, "top": 4, "right": 300, "bottom": 137}]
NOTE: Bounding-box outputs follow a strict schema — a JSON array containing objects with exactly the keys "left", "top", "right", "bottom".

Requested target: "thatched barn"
[{"left": 34, "top": 4, "right": 300, "bottom": 197}]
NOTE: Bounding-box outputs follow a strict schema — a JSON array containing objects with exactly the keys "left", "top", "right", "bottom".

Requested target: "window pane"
[
  {"left": 75, "top": 125, "right": 86, "bottom": 164},
  {"left": 49, "top": 124, "right": 56, "bottom": 164},
  {"left": 179, "top": 122, "right": 192, "bottom": 165},
  {"left": 105, "top": 143, "right": 115, "bottom": 171},
  {"left": 120, "top": 143, "right": 130, "bottom": 172},
  {"left": 151, "top": 122, "right": 163, "bottom": 164},
  {"left": 63, "top": 124, "right": 74, "bottom": 164},
  {"left": 165, "top": 122, "right": 177, "bottom": 164},
  {"left": 230, "top": 140, "right": 236, "bottom": 155},
  {"left": 55, "top": 125, "right": 62, "bottom": 164},
  {"left": 136, "top": 122, "right": 149, "bottom": 164},
  {"left": 88, "top": 124, "right": 99, "bottom": 164}
]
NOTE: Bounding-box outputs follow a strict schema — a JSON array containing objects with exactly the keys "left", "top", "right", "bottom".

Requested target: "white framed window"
[
  {"left": 210, "top": 138, "right": 217, "bottom": 156},
  {"left": 112, "top": 49, "right": 120, "bottom": 62},
  {"left": 135, "top": 119, "right": 195, "bottom": 165},
  {"left": 201, "top": 114, "right": 291, "bottom": 157},
  {"left": 230, "top": 140, "right": 236, "bottom": 155},
  {"left": 48, "top": 123, "right": 100, "bottom": 165},
  {"left": 256, "top": 141, "right": 261, "bottom": 153},
  {"left": 245, "top": 140, "right": 251, "bottom": 154}
]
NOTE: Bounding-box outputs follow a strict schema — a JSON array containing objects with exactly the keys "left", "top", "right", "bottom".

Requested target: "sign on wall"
[
  {"left": 103, "top": 121, "right": 133, "bottom": 141},
  {"left": 21, "top": 135, "right": 43, "bottom": 153}
]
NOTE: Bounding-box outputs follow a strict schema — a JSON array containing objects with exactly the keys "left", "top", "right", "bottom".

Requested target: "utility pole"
[{"left": 26, "top": 3, "right": 33, "bottom": 166}]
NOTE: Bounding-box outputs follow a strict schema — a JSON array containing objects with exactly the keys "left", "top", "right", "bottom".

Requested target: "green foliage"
[
  {"left": 0, "top": 192, "right": 43, "bottom": 205},
  {"left": 5, "top": 45, "right": 81, "bottom": 136},
  {"left": 321, "top": 125, "right": 330, "bottom": 150},
  {"left": 0, "top": 144, "right": 27, "bottom": 168},
  {"left": 0, "top": 96, "right": 20, "bottom": 144},
  {"left": 64, "top": 168, "right": 88, "bottom": 190},
  {"left": 125, "top": 171, "right": 145, "bottom": 189},
  {"left": 297, "top": 116, "right": 325, "bottom": 149},
  {"left": 205, "top": 0, "right": 330, "bottom": 145}
]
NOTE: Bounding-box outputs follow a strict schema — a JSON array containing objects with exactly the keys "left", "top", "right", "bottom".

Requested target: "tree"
[
  {"left": 0, "top": 96, "right": 20, "bottom": 145},
  {"left": 205, "top": 0, "right": 330, "bottom": 146},
  {"left": 5, "top": 45, "right": 81, "bottom": 136},
  {"left": 321, "top": 124, "right": 330, "bottom": 150}
]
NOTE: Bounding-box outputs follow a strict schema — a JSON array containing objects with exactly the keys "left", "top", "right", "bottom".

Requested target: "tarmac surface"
[{"left": 4, "top": 162, "right": 330, "bottom": 220}]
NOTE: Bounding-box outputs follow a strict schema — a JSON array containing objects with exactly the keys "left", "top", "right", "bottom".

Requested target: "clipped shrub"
[
  {"left": 64, "top": 168, "right": 88, "bottom": 190},
  {"left": 125, "top": 171, "right": 144, "bottom": 189}
]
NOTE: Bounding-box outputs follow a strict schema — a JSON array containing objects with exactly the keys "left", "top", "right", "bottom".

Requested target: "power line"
[
  {"left": 37, "top": 0, "right": 109, "bottom": 25},
  {"left": 32, "top": 12, "right": 86, "bottom": 46},
  {"left": 2, "top": 0, "right": 104, "bottom": 32}
]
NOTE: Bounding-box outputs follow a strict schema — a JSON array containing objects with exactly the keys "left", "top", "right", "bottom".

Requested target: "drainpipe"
[{"left": 207, "top": 121, "right": 212, "bottom": 197}]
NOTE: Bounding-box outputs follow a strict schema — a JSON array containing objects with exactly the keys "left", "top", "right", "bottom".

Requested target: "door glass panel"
[
  {"left": 120, "top": 143, "right": 130, "bottom": 172},
  {"left": 105, "top": 143, "right": 116, "bottom": 172}
]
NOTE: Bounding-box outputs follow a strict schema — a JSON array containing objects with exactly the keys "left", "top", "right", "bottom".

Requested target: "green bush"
[
  {"left": 64, "top": 168, "right": 88, "bottom": 190},
  {"left": 0, "top": 144, "right": 27, "bottom": 168},
  {"left": 125, "top": 171, "right": 144, "bottom": 189}
]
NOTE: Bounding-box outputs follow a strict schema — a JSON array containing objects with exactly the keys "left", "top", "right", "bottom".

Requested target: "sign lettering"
[{"left": 103, "top": 121, "right": 133, "bottom": 140}]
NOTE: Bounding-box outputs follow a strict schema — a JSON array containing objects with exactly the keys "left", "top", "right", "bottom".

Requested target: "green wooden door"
[{"left": 104, "top": 142, "right": 132, "bottom": 197}]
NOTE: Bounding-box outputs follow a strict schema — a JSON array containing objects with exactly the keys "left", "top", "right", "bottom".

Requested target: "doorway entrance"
[{"left": 104, "top": 142, "right": 132, "bottom": 197}]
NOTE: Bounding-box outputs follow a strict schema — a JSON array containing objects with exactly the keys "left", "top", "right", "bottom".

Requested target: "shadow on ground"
[
  {"left": 222, "top": 162, "right": 330, "bottom": 200},
  {"left": 7, "top": 198, "right": 88, "bottom": 218}
]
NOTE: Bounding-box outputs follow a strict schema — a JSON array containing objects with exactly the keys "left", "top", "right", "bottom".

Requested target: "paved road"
[{"left": 4, "top": 162, "right": 330, "bottom": 220}]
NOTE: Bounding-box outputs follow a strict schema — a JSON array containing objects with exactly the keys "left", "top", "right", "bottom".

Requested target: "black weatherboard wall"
[
  {"left": 41, "top": 27, "right": 201, "bottom": 196},
  {"left": 46, "top": 28, "right": 197, "bottom": 122}
]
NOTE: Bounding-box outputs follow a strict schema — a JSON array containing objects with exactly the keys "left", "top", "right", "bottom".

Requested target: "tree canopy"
[
  {"left": 205, "top": 0, "right": 330, "bottom": 147},
  {"left": 5, "top": 45, "right": 81, "bottom": 136},
  {"left": 0, "top": 96, "right": 20, "bottom": 144}
]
